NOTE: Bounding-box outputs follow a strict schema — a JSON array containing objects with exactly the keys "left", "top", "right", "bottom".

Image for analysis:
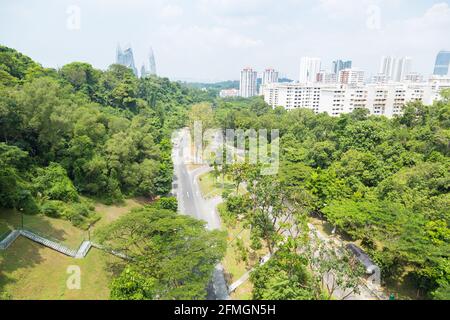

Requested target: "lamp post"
[{"left": 20, "top": 208, "right": 24, "bottom": 230}]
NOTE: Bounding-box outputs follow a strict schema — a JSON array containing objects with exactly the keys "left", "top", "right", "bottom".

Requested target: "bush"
[
  {"left": 62, "top": 202, "right": 98, "bottom": 228},
  {"left": 19, "top": 190, "right": 40, "bottom": 215},
  {"left": 217, "top": 203, "right": 236, "bottom": 227},
  {"left": 40, "top": 200, "right": 64, "bottom": 218},
  {"left": 152, "top": 197, "right": 178, "bottom": 211},
  {"left": 33, "top": 163, "right": 79, "bottom": 202}
]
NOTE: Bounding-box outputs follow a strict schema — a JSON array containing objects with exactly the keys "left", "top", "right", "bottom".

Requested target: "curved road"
[{"left": 171, "top": 128, "right": 228, "bottom": 300}]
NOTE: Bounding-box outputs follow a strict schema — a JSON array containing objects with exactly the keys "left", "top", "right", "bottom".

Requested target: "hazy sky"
[{"left": 1, "top": 0, "right": 449, "bottom": 82}]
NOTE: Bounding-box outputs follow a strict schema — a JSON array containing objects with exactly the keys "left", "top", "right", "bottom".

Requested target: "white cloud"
[
  {"left": 415, "top": 2, "right": 450, "bottom": 27},
  {"left": 388, "top": 3, "right": 450, "bottom": 36},
  {"left": 156, "top": 25, "right": 263, "bottom": 50},
  {"left": 318, "top": 0, "right": 368, "bottom": 17},
  {"left": 197, "top": 0, "right": 270, "bottom": 16},
  {"left": 160, "top": 4, "right": 183, "bottom": 19}
]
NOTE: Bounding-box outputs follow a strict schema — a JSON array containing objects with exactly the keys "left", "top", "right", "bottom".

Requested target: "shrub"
[
  {"left": 152, "top": 197, "right": 178, "bottom": 211},
  {"left": 40, "top": 200, "right": 64, "bottom": 218},
  {"left": 33, "top": 163, "right": 79, "bottom": 202}
]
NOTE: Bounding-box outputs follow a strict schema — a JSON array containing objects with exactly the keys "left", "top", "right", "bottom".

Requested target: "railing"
[
  {"left": 0, "top": 230, "right": 12, "bottom": 242},
  {"left": 21, "top": 228, "right": 82, "bottom": 253}
]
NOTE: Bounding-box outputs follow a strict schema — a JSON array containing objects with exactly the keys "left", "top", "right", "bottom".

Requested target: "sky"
[{"left": 1, "top": 0, "right": 450, "bottom": 82}]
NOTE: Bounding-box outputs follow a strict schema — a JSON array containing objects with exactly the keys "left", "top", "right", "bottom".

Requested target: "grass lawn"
[
  {"left": 0, "top": 198, "right": 142, "bottom": 300},
  {"left": 218, "top": 204, "right": 269, "bottom": 300},
  {"left": 0, "top": 237, "right": 121, "bottom": 299},
  {"left": 0, "top": 209, "right": 16, "bottom": 239},
  {"left": 198, "top": 172, "right": 236, "bottom": 199},
  {"left": 93, "top": 198, "right": 142, "bottom": 231},
  {"left": 231, "top": 280, "right": 253, "bottom": 300}
]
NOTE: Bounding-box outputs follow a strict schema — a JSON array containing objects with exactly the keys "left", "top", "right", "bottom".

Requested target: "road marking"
[{"left": 186, "top": 191, "right": 190, "bottom": 198}]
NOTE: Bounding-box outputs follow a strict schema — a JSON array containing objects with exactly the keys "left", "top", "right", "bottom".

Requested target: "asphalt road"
[{"left": 171, "top": 128, "right": 228, "bottom": 300}]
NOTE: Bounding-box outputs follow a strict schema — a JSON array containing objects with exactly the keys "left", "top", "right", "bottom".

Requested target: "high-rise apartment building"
[
  {"left": 299, "top": 57, "right": 321, "bottom": 83},
  {"left": 262, "top": 82, "right": 324, "bottom": 112},
  {"left": 433, "top": 50, "right": 450, "bottom": 76},
  {"left": 395, "top": 57, "right": 412, "bottom": 82},
  {"left": 262, "top": 68, "right": 279, "bottom": 86},
  {"left": 379, "top": 56, "right": 412, "bottom": 82},
  {"left": 316, "top": 71, "right": 337, "bottom": 84},
  {"left": 116, "top": 44, "right": 138, "bottom": 76},
  {"left": 339, "top": 69, "right": 365, "bottom": 87},
  {"left": 262, "top": 79, "right": 450, "bottom": 118},
  {"left": 332, "top": 60, "right": 352, "bottom": 74},
  {"left": 379, "top": 56, "right": 396, "bottom": 80},
  {"left": 239, "top": 67, "right": 258, "bottom": 98}
]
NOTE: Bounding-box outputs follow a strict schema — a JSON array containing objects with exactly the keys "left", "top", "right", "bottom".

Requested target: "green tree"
[{"left": 96, "top": 207, "right": 226, "bottom": 300}]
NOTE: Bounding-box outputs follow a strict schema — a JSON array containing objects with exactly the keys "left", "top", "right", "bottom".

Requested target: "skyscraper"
[
  {"left": 433, "top": 50, "right": 450, "bottom": 76},
  {"left": 379, "top": 56, "right": 412, "bottom": 82},
  {"left": 140, "top": 47, "right": 157, "bottom": 78},
  {"left": 140, "top": 64, "right": 147, "bottom": 78},
  {"left": 116, "top": 44, "right": 138, "bottom": 76},
  {"left": 332, "top": 60, "right": 352, "bottom": 74},
  {"left": 299, "top": 57, "right": 321, "bottom": 83},
  {"left": 240, "top": 67, "right": 258, "bottom": 98},
  {"left": 395, "top": 57, "right": 412, "bottom": 82},
  {"left": 262, "top": 68, "right": 279, "bottom": 86},
  {"left": 148, "top": 47, "right": 157, "bottom": 76}
]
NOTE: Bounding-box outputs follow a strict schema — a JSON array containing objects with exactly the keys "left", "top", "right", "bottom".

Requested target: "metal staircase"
[
  {"left": 1, "top": 228, "right": 128, "bottom": 261},
  {"left": 75, "top": 240, "right": 92, "bottom": 259},
  {"left": 19, "top": 229, "right": 77, "bottom": 257},
  {"left": 0, "top": 230, "right": 20, "bottom": 250}
]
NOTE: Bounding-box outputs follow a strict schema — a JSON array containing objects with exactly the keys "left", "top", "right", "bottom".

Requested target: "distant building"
[
  {"left": 339, "top": 69, "right": 365, "bottom": 87},
  {"left": 262, "top": 78, "right": 450, "bottom": 118},
  {"left": 404, "top": 73, "right": 424, "bottom": 83},
  {"left": 140, "top": 47, "right": 157, "bottom": 78},
  {"left": 396, "top": 57, "right": 412, "bottom": 82},
  {"left": 299, "top": 57, "right": 321, "bottom": 83},
  {"left": 116, "top": 44, "right": 138, "bottom": 76},
  {"left": 262, "top": 68, "right": 279, "bottom": 86},
  {"left": 219, "top": 88, "right": 240, "bottom": 98},
  {"left": 379, "top": 56, "right": 412, "bottom": 82},
  {"left": 148, "top": 47, "right": 157, "bottom": 75},
  {"left": 239, "top": 67, "right": 258, "bottom": 98},
  {"left": 332, "top": 59, "right": 352, "bottom": 75},
  {"left": 140, "top": 64, "right": 147, "bottom": 78},
  {"left": 262, "top": 82, "right": 324, "bottom": 113},
  {"left": 433, "top": 50, "right": 450, "bottom": 76},
  {"left": 317, "top": 71, "right": 337, "bottom": 84},
  {"left": 371, "top": 73, "right": 389, "bottom": 84}
]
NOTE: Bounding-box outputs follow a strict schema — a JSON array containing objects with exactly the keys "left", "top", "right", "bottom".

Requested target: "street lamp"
[
  {"left": 20, "top": 208, "right": 24, "bottom": 229},
  {"left": 88, "top": 224, "right": 92, "bottom": 241}
]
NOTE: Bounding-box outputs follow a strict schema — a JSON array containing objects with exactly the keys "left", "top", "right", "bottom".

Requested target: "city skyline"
[{"left": 1, "top": 0, "right": 449, "bottom": 82}]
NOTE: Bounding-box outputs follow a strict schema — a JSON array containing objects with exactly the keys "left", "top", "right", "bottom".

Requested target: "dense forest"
[
  {"left": 0, "top": 45, "right": 211, "bottom": 227},
  {"left": 210, "top": 96, "right": 449, "bottom": 300}
]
